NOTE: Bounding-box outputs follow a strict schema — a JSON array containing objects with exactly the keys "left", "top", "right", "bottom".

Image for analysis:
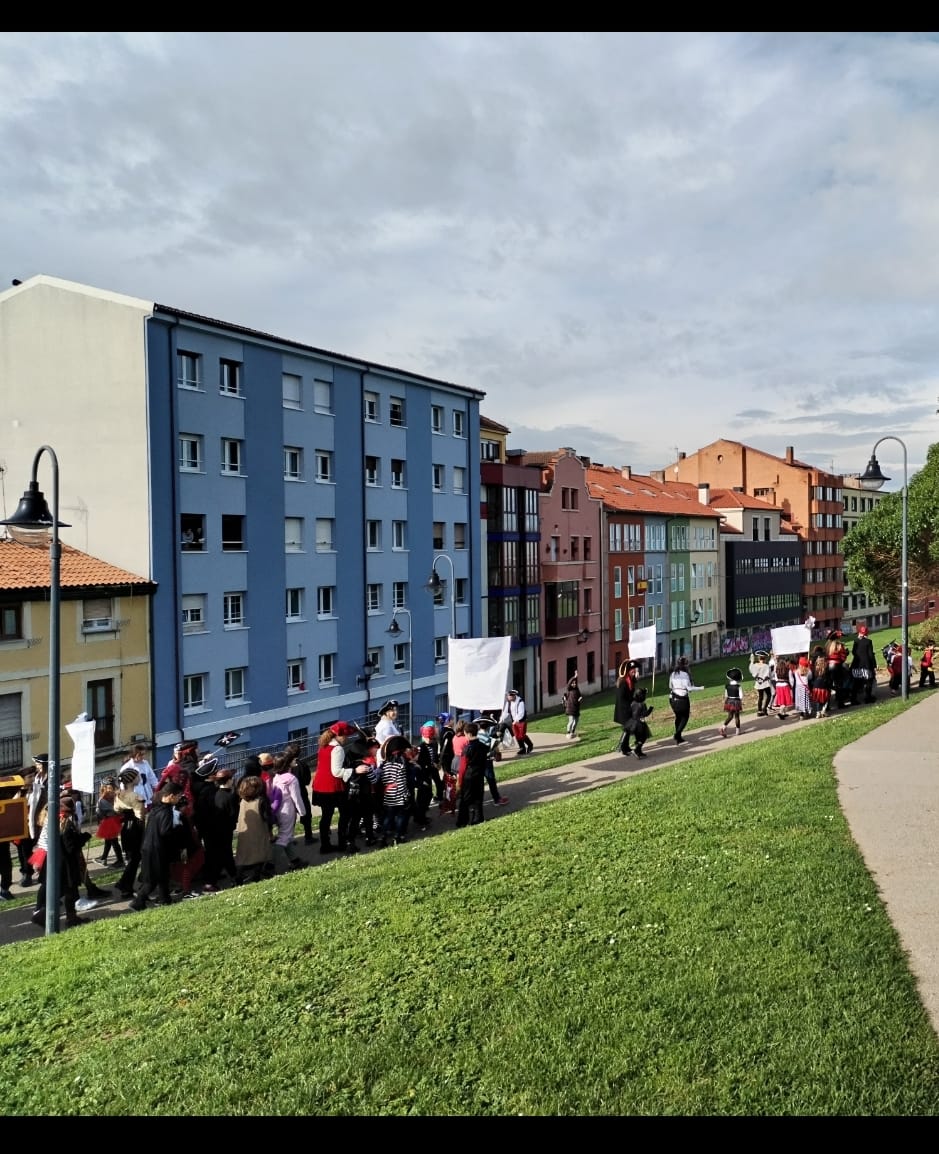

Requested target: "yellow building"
[{"left": 0, "top": 541, "right": 155, "bottom": 777}]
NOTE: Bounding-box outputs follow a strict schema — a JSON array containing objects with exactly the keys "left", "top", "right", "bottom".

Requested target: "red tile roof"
[
  {"left": 0, "top": 540, "right": 153, "bottom": 593},
  {"left": 585, "top": 465, "right": 722, "bottom": 518}
]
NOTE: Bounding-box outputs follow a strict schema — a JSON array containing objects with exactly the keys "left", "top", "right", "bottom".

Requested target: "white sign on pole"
[
  {"left": 65, "top": 712, "right": 97, "bottom": 793},
  {"left": 770, "top": 624, "right": 811, "bottom": 657},
  {"left": 448, "top": 636, "right": 512, "bottom": 711},
  {"left": 627, "top": 624, "right": 657, "bottom": 660}
]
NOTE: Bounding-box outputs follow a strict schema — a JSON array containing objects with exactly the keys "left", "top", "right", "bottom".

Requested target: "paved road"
[{"left": 2, "top": 688, "right": 937, "bottom": 1041}]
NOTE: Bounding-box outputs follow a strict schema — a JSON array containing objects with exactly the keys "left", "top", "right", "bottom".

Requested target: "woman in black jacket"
[{"left": 614, "top": 661, "right": 638, "bottom": 748}]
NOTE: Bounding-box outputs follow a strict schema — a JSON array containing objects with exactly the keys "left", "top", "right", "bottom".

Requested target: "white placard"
[
  {"left": 628, "top": 624, "right": 657, "bottom": 661},
  {"left": 448, "top": 636, "right": 512, "bottom": 711},
  {"left": 66, "top": 713, "right": 97, "bottom": 792},
  {"left": 770, "top": 624, "right": 811, "bottom": 657}
]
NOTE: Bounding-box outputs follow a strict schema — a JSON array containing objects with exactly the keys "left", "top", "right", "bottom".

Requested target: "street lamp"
[
  {"left": 0, "top": 446, "right": 70, "bottom": 934},
  {"left": 356, "top": 657, "right": 377, "bottom": 716},
  {"left": 859, "top": 437, "right": 908, "bottom": 701},
  {"left": 386, "top": 609, "right": 413, "bottom": 740},
  {"left": 427, "top": 553, "right": 456, "bottom": 639}
]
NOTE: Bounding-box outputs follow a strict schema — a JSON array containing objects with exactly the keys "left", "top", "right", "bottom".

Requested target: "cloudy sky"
[{"left": 2, "top": 31, "right": 937, "bottom": 485}]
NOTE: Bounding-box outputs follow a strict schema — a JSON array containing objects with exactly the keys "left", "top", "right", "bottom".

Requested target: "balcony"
[{"left": 0, "top": 733, "right": 24, "bottom": 771}]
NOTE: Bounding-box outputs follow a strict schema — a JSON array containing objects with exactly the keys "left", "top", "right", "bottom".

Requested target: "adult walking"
[
  {"left": 507, "top": 690, "right": 534, "bottom": 756},
  {"left": 312, "top": 721, "right": 355, "bottom": 854},
  {"left": 919, "top": 644, "right": 936, "bottom": 690},
  {"left": 749, "top": 651, "right": 774, "bottom": 716},
  {"left": 613, "top": 661, "right": 639, "bottom": 748},
  {"left": 849, "top": 624, "right": 878, "bottom": 704},
  {"left": 667, "top": 657, "right": 702, "bottom": 744},
  {"left": 563, "top": 675, "right": 583, "bottom": 739}
]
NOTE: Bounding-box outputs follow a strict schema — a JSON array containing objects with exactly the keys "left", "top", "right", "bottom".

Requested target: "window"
[
  {"left": 433, "top": 579, "right": 448, "bottom": 608},
  {"left": 286, "top": 588, "right": 304, "bottom": 621},
  {"left": 179, "top": 434, "right": 203, "bottom": 472},
  {"left": 0, "top": 604, "right": 22, "bottom": 641},
  {"left": 453, "top": 410, "right": 465, "bottom": 438},
  {"left": 389, "top": 397, "right": 405, "bottom": 427},
  {"left": 81, "top": 597, "right": 113, "bottom": 633},
  {"left": 434, "top": 638, "right": 447, "bottom": 664},
  {"left": 432, "top": 464, "right": 444, "bottom": 491},
  {"left": 393, "top": 581, "right": 407, "bottom": 610},
  {"left": 287, "top": 660, "right": 306, "bottom": 694},
  {"left": 282, "top": 373, "right": 302, "bottom": 408},
  {"left": 613, "top": 567, "right": 622, "bottom": 598},
  {"left": 391, "top": 459, "right": 406, "bottom": 488},
  {"left": 221, "top": 439, "right": 243, "bottom": 475},
  {"left": 365, "top": 455, "right": 380, "bottom": 486},
  {"left": 392, "top": 521, "right": 407, "bottom": 550},
  {"left": 432, "top": 405, "right": 444, "bottom": 433},
  {"left": 223, "top": 592, "right": 245, "bottom": 629},
  {"left": 453, "top": 466, "right": 466, "bottom": 494},
  {"left": 393, "top": 642, "right": 408, "bottom": 672},
  {"left": 367, "top": 583, "right": 382, "bottom": 612},
  {"left": 219, "top": 358, "right": 242, "bottom": 396},
  {"left": 364, "top": 391, "right": 379, "bottom": 422},
  {"left": 764, "top": 517, "right": 771, "bottom": 542},
  {"left": 225, "top": 668, "right": 246, "bottom": 704},
  {"left": 367, "top": 521, "right": 382, "bottom": 550},
  {"left": 285, "top": 517, "right": 303, "bottom": 552},
  {"left": 181, "top": 595, "right": 206, "bottom": 633},
  {"left": 315, "top": 451, "right": 334, "bottom": 483},
  {"left": 284, "top": 446, "right": 303, "bottom": 480},
  {"left": 184, "top": 673, "right": 206, "bottom": 712},
  {"left": 313, "top": 378, "right": 332, "bottom": 413},
  {"left": 456, "top": 578, "right": 468, "bottom": 605},
  {"left": 367, "top": 648, "right": 382, "bottom": 678},
  {"left": 571, "top": 536, "right": 580, "bottom": 561},
  {"left": 177, "top": 351, "right": 202, "bottom": 390},
  {"left": 453, "top": 523, "right": 467, "bottom": 549},
  {"left": 316, "top": 586, "right": 335, "bottom": 617},
  {"left": 433, "top": 522, "right": 445, "bottom": 550},
  {"left": 87, "top": 678, "right": 114, "bottom": 748},
  {"left": 222, "top": 515, "right": 245, "bottom": 551},
  {"left": 614, "top": 607, "right": 623, "bottom": 642},
  {"left": 181, "top": 514, "right": 205, "bottom": 550},
  {"left": 584, "top": 536, "right": 592, "bottom": 561},
  {"left": 318, "top": 653, "right": 335, "bottom": 687},
  {"left": 315, "top": 518, "right": 334, "bottom": 552}
]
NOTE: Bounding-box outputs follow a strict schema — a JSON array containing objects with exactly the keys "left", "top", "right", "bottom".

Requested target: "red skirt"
[
  {"left": 96, "top": 815, "right": 123, "bottom": 840},
  {"left": 811, "top": 687, "right": 830, "bottom": 705},
  {"left": 775, "top": 685, "right": 794, "bottom": 708}
]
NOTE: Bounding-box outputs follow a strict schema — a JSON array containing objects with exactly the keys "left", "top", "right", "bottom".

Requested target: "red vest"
[{"left": 312, "top": 742, "right": 344, "bottom": 794}]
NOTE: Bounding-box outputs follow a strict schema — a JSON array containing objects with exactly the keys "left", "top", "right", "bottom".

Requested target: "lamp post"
[
  {"left": 0, "top": 446, "right": 70, "bottom": 934},
  {"left": 427, "top": 553, "right": 456, "bottom": 639},
  {"left": 859, "top": 437, "right": 908, "bottom": 701},
  {"left": 386, "top": 609, "right": 413, "bottom": 740}
]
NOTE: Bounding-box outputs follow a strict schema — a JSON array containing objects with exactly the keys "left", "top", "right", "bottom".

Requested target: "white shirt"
[
  {"left": 508, "top": 696, "right": 527, "bottom": 723},
  {"left": 375, "top": 715, "right": 401, "bottom": 745},
  {"left": 668, "top": 670, "right": 700, "bottom": 697}
]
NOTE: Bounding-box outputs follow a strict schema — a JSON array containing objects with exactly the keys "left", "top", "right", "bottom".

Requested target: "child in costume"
[{"left": 719, "top": 668, "right": 744, "bottom": 737}]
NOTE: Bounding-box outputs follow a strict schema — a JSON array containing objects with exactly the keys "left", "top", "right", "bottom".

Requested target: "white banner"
[
  {"left": 448, "top": 636, "right": 512, "bottom": 711},
  {"left": 628, "top": 624, "right": 657, "bottom": 661},
  {"left": 771, "top": 624, "right": 811, "bottom": 657},
  {"left": 66, "top": 713, "right": 97, "bottom": 792}
]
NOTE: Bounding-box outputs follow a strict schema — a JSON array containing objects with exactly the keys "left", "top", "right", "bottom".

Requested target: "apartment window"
[
  {"left": 284, "top": 446, "right": 303, "bottom": 480},
  {"left": 177, "top": 351, "right": 202, "bottom": 390},
  {"left": 433, "top": 522, "right": 445, "bottom": 551},
  {"left": 181, "top": 595, "right": 207, "bottom": 634},
  {"left": 364, "top": 391, "right": 379, "bottom": 422},
  {"left": 317, "top": 586, "right": 336, "bottom": 617},
  {"left": 313, "top": 378, "right": 333, "bottom": 413},
  {"left": 584, "top": 536, "right": 592, "bottom": 561},
  {"left": 584, "top": 588, "right": 593, "bottom": 614},
  {"left": 87, "top": 678, "right": 114, "bottom": 748},
  {"left": 0, "top": 604, "right": 22, "bottom": 641},
  {"left": 434, "top": 638, "right": 447, "bottom": 664},
  {"left": 318, "top": 653, "right": 335, "bottom": 688},
  {"left": 225, "top": 668, "right": 246, "bottom": 704},
  {"left": 390, "top": 521, "right": 406, "bottom": 551},
  {"left": 181, "top": 514, "right": 205, "bottom": 550},
  {"left": 764, "top": 517, "right": 771, "bottom": 541},
  {"left": 179, "top": 434, "right": 203, "bottom": 472},
  {"left": 456, "top": 578, "right": 468, "bottom": 605},
  {"left": 287, "top": 660, "right": 306, "bottom": 694},
  {"left": 570, "top": 536, "right": 580, "bottom": 561},
  {"left": 432, "top": 464, "right": 444, "bottom": 491},
  {"left": 367, "top": 648, "right": 382, "bottom": 678},
  {"left": 219, "top": 358, "right": 242, "bottom": 396},
  {"left": 393, "top": 642, "right": 408, "bottom": 672},
  {"left": 614, "top": 607, "right": 623, "bottom": 642},
  {"left": 453, "top": 522, "right": 467, "bottom": 549},
  {"left": 433, "top": 579, "right": 447, "bottom": 609},
  {"left": 365, "top": 456, "right": 380, "bottom": 486},
  {"left": 432, "top": 405, "right": 444, "bottom": 433},
  {"left": 81, "top": 597, "right": 113, "bottom": 633},
  {"left": 453, "top": 466, "right": 466, "bottom": 494},
  {"left": 183, "top": 673, "right": 206, "bottom": 712},
  {"left": 223, "top": 592, "right": 245, "bottom": 629},
  {"left": 286, "top": 588, "right": 304, "bottom": 621},
  {"left": 752, "top": 517, "right": 759, "bottom": 542},
  {"left": 613, "top": 567, "right": 622, "bottom": 598},
  {"left": 315, "top": 518, "right": 334, "bottom": 552},
  {"left": 389, "top": 397, "right": 405, "bottom": 427},
  {"left": 221, "top": 438, "right": 243, "bottom": 475},
  {"left": 391, "top": 459, "right": 406, "bottom": 488},
  {"left": 221, "top": 515, "right": 245, "bottom": 551},
  {"left": 393, "top": 581, "right": 407, "bottom": 610},
  {"left": 367, "top": 583, "right": 382, "bottom": 612},
  {"left": 367, "top": 521, "right": 382, "bottom": 550},
  {"left": 453, "top": 410, "right": 465, "bottom": 438},
  {"left": 315, "top": 451, "right": 334, "bottom": 483},
  {"left": 285, "top": 517, "right": 303, "bottom": 552},
  {"left": 282, "top": 373, "right": 302, "bottom": 409}
]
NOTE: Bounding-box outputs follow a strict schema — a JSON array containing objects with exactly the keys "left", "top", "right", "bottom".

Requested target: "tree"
[{"left": 844, "top": 442, "right": 939, "bottom": 605}]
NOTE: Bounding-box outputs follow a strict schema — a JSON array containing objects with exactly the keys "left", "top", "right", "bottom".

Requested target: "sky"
[{"left": 1, "top": 31, "right": 937, "bottom": 488}]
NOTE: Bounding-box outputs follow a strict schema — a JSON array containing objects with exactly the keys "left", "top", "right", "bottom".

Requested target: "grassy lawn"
[{"left": 1, "top": 685, "right": 937, "bottom": 1116}]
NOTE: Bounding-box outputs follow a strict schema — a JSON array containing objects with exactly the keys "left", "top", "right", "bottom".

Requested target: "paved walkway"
[{"left": 2, "top": 690, "right": 937, "bottom": 1040}]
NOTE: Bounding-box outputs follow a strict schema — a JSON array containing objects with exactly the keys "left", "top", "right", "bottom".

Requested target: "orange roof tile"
[
  {"left": 585, "top": 465, "right": 722, "bottom": 518},
  {"left": 0, "top": 540, "right": 153, "bottom": 593}
]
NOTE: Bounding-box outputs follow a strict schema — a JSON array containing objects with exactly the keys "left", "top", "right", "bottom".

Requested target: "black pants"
[
  {"left": 670, "top": 695, "right": 690, "bottom": 738},
  {"left": 920, "top": 669, "right": 936, "bottom": 688},
  {"left": 756, "top": 687, "right": 772, "bottom": 715},
  {"left": 313, "top": 791, "right": 347, "bottom": 849}
]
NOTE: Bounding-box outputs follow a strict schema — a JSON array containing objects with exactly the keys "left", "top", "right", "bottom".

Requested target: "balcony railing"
[{"left": 0, "top": 734, "right": 24, "bottom": 772}]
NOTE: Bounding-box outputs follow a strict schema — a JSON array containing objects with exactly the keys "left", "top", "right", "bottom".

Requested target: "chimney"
[
  {"left": 698, "top": 482, "right": 710, "bottom": 505},
  {"left": 678, "top": 451, "right": 686, "bottom": 460},
  {"left": 786, "top": 446, "right": 794, "bottom": 464},
  {"left": 621, "top": 465, "right": 631, "bottom": 480},
  {"left": 651, "top": 469, "right": 665, "bottom": 483}
]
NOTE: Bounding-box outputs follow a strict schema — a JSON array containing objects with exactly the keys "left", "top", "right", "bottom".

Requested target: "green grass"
[{"left": 1, "top": 689, "right": 937, "bottom": 1115}]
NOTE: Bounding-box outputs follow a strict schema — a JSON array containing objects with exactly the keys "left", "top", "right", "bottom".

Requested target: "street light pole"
[
  {"left": 428, "top": 553, "right": 456, "bottom": 639},
  {"left": 859, "top": 436, "right": 909, "bottom": 701},
  {"left": 0, "top": 446, "right": 69, "bottom": 934},
  {"left": 386, "top": 609, "right": 413, "bottom": 740}
]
